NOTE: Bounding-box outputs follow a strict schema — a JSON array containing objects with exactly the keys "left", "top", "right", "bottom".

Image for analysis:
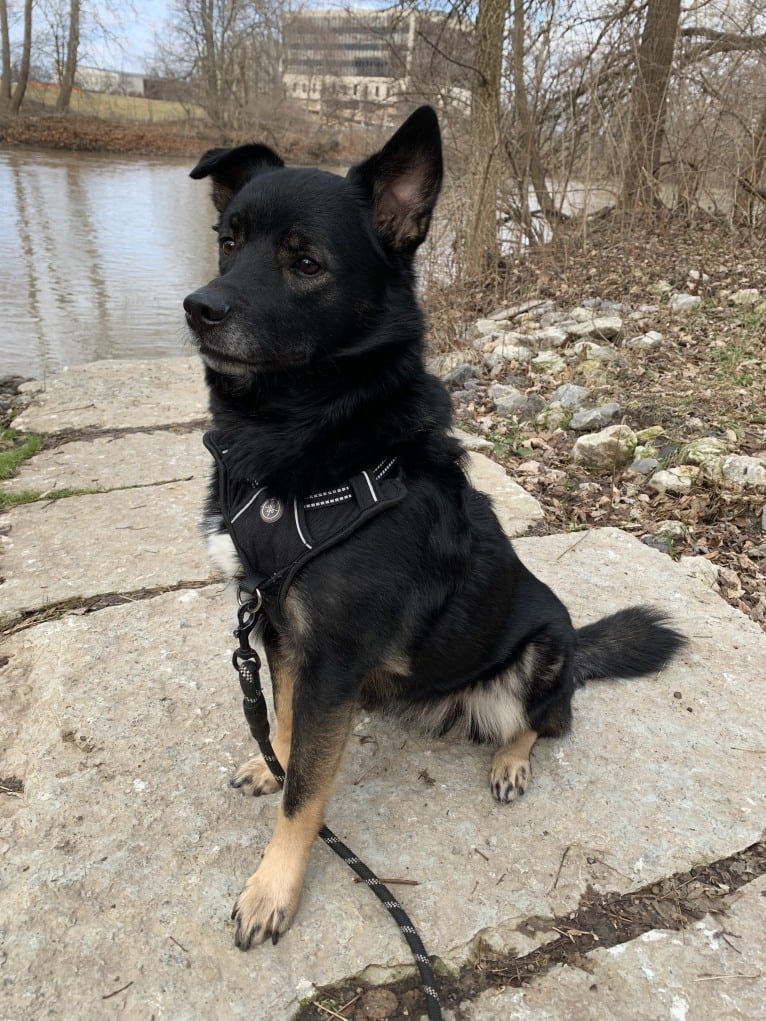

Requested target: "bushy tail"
[{"left": 574, "top": 606, "right": 686, "bottom": 683}]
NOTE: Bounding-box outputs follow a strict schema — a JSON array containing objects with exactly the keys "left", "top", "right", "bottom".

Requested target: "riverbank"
[
  {"left": 0, "top": 107, "right": 360, "bottom": 163},
  {"left": 0, "top": 110, "right": 219, "bottom": 157}
]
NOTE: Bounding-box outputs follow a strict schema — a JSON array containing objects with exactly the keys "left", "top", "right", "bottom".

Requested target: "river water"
[{"left": 0, "top": 148, "right": 219, "bottom": 380}]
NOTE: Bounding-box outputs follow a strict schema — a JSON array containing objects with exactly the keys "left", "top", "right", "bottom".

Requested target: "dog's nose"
[{"left": 183, "top": 288, "right": 231, "bottom": 331}]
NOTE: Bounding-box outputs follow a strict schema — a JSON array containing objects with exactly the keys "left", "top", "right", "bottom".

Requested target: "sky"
[
  {"left": 84, "top": 0, "right": 391, "bottom": 74},
  {"left": 86, "top": 0, "right": 169, "bottom": 74}
]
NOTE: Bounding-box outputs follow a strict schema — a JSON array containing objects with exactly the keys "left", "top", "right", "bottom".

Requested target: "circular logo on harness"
[{"left": 260, "top": 496, "right": 284, "bottom": 524}]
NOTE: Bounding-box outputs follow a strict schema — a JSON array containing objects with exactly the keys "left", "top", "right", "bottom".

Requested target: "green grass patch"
[
  {"left": 0, "top": 485, "right": 101, "bottom": 509},
  {"left": 0, "top": 430, "right": 42, "bottom": 481}
]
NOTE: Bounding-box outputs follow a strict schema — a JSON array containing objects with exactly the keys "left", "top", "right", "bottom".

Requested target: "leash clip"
[{"left": 232, "top": 587, "right": 263, "bottom": 671}]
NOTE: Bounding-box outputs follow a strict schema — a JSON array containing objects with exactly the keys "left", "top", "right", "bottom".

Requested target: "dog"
[{"left": 183, "top": 106, "right": 685, "bottom": 949}]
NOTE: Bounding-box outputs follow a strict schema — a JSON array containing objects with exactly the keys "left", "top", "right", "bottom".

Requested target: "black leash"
[{"left": 232, "top": 593, "right": 443, "bottom": 1021}]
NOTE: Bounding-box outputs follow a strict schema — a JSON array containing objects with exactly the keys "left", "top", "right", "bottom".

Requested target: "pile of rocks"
[
  {"left": 430, "top": 296, "right": 766, "bottom": 501},
  {"left": 428, "top": 293, "right": 766, "bottom": 623}
]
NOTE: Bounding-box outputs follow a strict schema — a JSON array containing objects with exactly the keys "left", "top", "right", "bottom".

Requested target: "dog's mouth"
[{"left": 196, "top": 343, "right": 259, "bottom": 377}]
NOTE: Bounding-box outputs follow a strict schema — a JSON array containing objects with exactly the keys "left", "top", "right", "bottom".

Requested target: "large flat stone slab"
[
  {"left": 466, "top": 449, "right": 544, "bottom": 536},
  {"left": 5, "top": 431, "right": 211, "bottom": 494},
  {"left": 12, "top": 357, "right": 208, "bottom": 434},
  {"left": 0, "top": 479, "right": 213, "bottom": 622},
  {"left": 1, "top": 529, "right": 764, "bottom": 1020}
]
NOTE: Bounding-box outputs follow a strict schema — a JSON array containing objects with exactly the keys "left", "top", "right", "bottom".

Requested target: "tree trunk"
[
  {"left": 510, "top": 2, "right": 559, "bottom": 239},
  {"left": 620, "top": 0, "right": 682, "bottom": 210},
  {"left": 0, "top": 0, "right": 12, "bottom": 112},
  {"left": 463, "top": 0, "right": 506, "bottom": 279},
  {"left": 56, "top": 0, "right": 81, "bottom": 113},
  {"left": 10, "top": 0, "right": 32, "bottom": 113},
  {"left": 734, "top": 98, "right": 766, "bottom": 225}
]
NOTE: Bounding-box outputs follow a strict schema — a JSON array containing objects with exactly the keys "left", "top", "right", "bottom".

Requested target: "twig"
[
  {"left": 314, "top": 1000, "right": 351, "bottom": 1020},
  {"left": 695, "top": 972, "right": 761, "bottom": 982},
  {"left": 550, "top": 845, "right": 570, "bottom": 890},
  {"left": 102, "top": 981, "right": 133, "bottom": 1000},
  {"left": 556, "top": 531, "right": 591, "bottom": 561}
]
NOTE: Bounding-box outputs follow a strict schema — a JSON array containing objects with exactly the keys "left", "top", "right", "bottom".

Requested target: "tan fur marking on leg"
[
  {"left": 231, "top": 711, "right": 352, "bottom": 948},
  {"left": 231, "top": 651, "right": 295, "bottom": 796},
  {"left": 490, "top": 728, "right": 538, "bottom": 804}
]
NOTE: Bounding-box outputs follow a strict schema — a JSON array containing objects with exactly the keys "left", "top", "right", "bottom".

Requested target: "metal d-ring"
[{"left": 237, "top": 586, "right": 262, "bottom": 615}]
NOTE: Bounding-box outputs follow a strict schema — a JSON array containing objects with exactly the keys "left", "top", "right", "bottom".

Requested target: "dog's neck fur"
[{"left": 206, "top": 332, "right": 458, "bottom": 499}]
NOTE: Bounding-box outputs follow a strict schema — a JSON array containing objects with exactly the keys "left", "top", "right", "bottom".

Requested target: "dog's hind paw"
[
  {"left": 490, "top": 750, "right": 531, "bottom": 804},
  {"left": 231, "top": 754, "right": 281, "bottom": 796}
]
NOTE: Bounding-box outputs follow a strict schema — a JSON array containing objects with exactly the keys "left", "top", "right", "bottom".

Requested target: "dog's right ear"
[
  {"left": 189, "top": 144, "right": 284, "bottom": 212},
  {"left": 347, "top": 105, "right": 443, "bottom": 253}
]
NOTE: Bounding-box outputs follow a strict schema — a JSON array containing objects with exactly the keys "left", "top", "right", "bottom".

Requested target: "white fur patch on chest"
[{"left": 203, "top": 522, "right": 243, "bottom": 580}]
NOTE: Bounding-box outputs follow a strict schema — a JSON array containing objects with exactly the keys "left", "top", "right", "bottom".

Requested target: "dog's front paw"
[
  {"left": 231, "top": 861, "right": 301, "bottom": 948},
  {"left": 490, "top": 749, "right": 531, "bottom": 804},
  {"left": 230, "top": 754, "right": 281, "bottom": 796}
]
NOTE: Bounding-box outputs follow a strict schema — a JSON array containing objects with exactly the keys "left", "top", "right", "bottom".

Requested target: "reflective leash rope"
[{"left": 233, "top": 594, "right": 443, "bottom": 1021}]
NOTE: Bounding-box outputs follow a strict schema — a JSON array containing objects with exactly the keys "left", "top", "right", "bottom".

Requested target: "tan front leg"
[
  {"left": 490, "top": 728, "right": 538, "bottom": 803},
  {"left": 231, "top": 703, "right": 354, "bottom": 948}
]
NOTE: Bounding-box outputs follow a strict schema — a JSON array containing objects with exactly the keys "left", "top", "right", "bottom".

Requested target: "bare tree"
[
  {"left": 55, "top": 0, "right": 81, "bottom": 111},
  {"left": 620, "top": 0, "right": 682, "bottom": 209},
  {"left": 157, "top": 0, "right": 284, "bottom": 134},
  {"left": 0, "top": 0, "right": 11, "bottom": 111},
  {"left": 10, "top": 0, "right": 32, "bottom": 112},
  {"left": 463, "top": 0, "right": 506, "bottom": 278}
]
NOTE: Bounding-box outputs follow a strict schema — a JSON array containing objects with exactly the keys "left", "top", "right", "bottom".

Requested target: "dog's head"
[{"left": 183, "top": 107, "right": 442, "bottom": 378}]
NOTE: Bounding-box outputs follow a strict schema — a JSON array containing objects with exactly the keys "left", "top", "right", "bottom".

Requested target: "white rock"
[
  {"left": 534, "top": 327, "right": 569, "bottom": 348},
  {"left": 549, "top": 383, "right": 589, "bottom": 410},
  {"left": 476, "top": 318, "right": 510, "bottom": 335},
  {"left": 731, "top": 288, "right": 760, "bottom": 306},
  {"left": 530, "top": 350, "right": 565, "bottom": 374},
  {"left": 721, "top": 455, "right": 766, "bottom": 489},
  {"left": 570, "top": 403, "right": 622, "bottom": 431},
  {"left": 647, "top": 468, "right": 695, "bottom": 495},
  {"left": 669, "top": 293, "right": 702, "bottom": 312},
  {"left": 681, "top": 436, "right": 729, "bottom": 465},
  {"left": 572, "top": 424, "right": 637, "bottom": 471},
  {"left": 627, "top": 330, "right": 664, "bottom": 350}
]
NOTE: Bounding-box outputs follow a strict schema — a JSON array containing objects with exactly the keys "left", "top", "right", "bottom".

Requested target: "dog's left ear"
[
  {"left": 190, "top": 143, "right": 284, "bottom": 213},
  {"left": 348, "top": 105, "right": 443, "bottom": 253}
]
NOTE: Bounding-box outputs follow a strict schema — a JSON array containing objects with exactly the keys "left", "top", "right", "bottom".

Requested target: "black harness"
[{"left": 203, "top": 431, "right": 407, "bottom": 622}]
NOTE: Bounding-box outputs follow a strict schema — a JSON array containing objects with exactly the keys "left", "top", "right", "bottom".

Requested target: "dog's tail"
[{"left": 573, "top": 606, "right": 686, "bottom": 684}]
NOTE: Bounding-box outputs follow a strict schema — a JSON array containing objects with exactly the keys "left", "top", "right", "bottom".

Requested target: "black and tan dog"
[{"left": 183, "top": 106, "right": 685, "bottom": 949}]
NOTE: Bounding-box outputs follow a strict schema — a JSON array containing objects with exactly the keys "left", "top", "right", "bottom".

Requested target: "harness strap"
[{"left": 204, "top": 432, "right": 407, "bottom": 624}]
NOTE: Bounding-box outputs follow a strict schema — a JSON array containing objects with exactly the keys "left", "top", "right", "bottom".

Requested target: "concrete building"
[
  {"left": 75, "top": 66, "right": 146, "bottom": 97},
  {"left": 283, "top": 7, "right": 472, "bottom": 120}
]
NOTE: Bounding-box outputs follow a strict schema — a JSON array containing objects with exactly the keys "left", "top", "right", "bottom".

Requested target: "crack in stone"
[
  {"left": 293, "top": 837, "right": 766, "bottom": 1021},
  {"left": 37, "top": 419, "right": 211, "bottom": 449},
  {"left": 0, "top": 579, "right": 217, "bottom": 636}
]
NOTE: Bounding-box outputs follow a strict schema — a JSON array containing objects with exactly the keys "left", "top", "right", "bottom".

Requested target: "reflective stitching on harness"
[
  {"left": 230, "top": 486, "right": 267, "bottom": 524},
  {"left": 293, "top": 499, "right": 313, "bottom": 549},
  {"left": 362, "top": 470, "right": 378, "bottom": 503}
]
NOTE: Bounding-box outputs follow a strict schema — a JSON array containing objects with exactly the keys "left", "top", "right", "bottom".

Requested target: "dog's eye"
[
  {"left": 220, "top": 237, "right": 236, "bottom": 256},
  {"left": 294, "top": 257, "right": 321, "bottom": 276}
]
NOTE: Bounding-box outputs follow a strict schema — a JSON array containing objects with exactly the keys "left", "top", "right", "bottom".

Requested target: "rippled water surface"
[{"left": 1, "top": 149, "right": 218, "bottom": 379}]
